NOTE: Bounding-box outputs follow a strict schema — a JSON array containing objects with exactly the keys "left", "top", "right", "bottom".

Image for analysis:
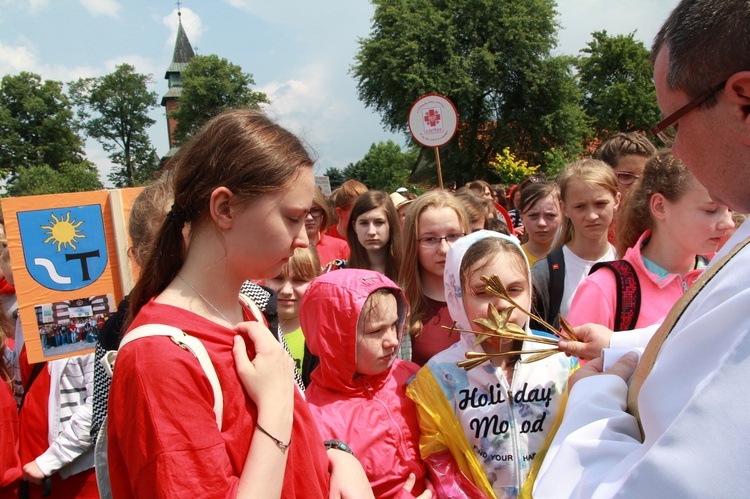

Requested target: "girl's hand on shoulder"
[{"left": 232, "top": 322, "right": 295, "bottom": 412}]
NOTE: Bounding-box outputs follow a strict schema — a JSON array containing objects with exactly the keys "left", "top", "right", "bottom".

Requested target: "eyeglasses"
[
  {"left": 615, "top": 172, "right": 640, "bottom": 186},
  {"left": 418, "top": 233, "right": 465, "bottom": 249},
  {"left": 306, "top": 208, "right": 324, "bottom": 219},
  {"left": 521, "top": 176, "right": 544, "bottom": 189},
  {"left": 650, "top": 79, "right": 727, "bottom": 145}
]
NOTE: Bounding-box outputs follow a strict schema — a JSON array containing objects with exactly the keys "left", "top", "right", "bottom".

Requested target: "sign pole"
[
  {"left": 434, "top": 147, "right": 444, "bottom": 190},
  {"left": 408, "top": 93, "right": 458, "bottom": 190}
]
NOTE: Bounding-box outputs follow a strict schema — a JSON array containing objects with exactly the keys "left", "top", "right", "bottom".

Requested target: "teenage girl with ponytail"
[{"left": 107, "top": 110, "right": 372, "bottom": 498}]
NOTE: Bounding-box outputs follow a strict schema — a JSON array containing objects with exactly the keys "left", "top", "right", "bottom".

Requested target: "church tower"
[{"left": 161, "top": 8, "right": 195, "bottom": 152}]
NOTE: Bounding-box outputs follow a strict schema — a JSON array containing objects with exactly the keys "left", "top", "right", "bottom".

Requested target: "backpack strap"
[
  {"left": 546, "top": 247, "right": 566, "bottom": 324},
  {"left": 103, "top": 324, "right": 223, "bottom": 430},
  {"left": 590, "top": 260, "right": 641, "bottom": 332}
]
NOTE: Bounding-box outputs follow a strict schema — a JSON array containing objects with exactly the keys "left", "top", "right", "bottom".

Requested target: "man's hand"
[{"left": 569, "top": 352, "right": 639, "bottom": 389}]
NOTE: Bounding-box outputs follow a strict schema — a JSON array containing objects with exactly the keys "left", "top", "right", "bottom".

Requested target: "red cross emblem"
[{"left": 424, "top": 109, "right": 441, "bottom": 127}]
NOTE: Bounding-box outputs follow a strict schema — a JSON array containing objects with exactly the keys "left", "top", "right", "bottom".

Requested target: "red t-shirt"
[
  {"left": 411, "top": 298, "right": 460, "bottom": 367},
  {"left": 315, "top": 233, "right": 350, "bottom": 268},
  {"left": 18, "top": 349, "right": 97, "bottom": 498},
  {"left": 107, "top": 300, "right": 330, "bottom": 498},
  {"left": 328, "top": 224, "right": 346, "bottom": 241},
  {"left": 1, "top": 379, "right": 20, "bottom": 496}
]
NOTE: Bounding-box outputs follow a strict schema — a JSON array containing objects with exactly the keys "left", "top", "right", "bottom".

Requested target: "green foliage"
[
  {"left": 490, "top": 147, "right": 539, "bottom": 184},
  {"left": 352, "top": 0, "right": 590, "bottom": 183},
  {"left": 358, "top": 140, "right": 416, "bottom": 192},
  {"left": 341, "top": 161, "right": 368, "bottom": 185},
  {"left": 172, "top": 55, "right": 270, "bottom": 143},
  {"left": 576, "top": 31, "right": 661, "bottom": 140},
  {"left": 6, "top": 161, "right": 103, "bottom": 197},
  {"left": 323, "top": 167, "right": 347, "bottom": 190},
  {"left": 0, "top": 72, "right": 85, "bottom": 183},
  {"left": 70, "top": 64, "right": 159, "bottom": 187},
  {"left": 542, "top": 147, "right": 578, "bottom": 179},
  {"left": 340, "top": 141, "right": 416, "bottom": 191}
]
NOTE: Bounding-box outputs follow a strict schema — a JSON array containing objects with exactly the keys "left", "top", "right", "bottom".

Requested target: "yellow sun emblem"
[{"left": 41, "top": 212, "right": 85, "bottom": 252}]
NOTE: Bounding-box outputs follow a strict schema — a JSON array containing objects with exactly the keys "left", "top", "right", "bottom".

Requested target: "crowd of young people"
[{"left": 2, "top": 1, "right": 748, "bottom": 496}]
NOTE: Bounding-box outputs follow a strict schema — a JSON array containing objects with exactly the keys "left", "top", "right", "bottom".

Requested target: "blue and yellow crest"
[{"left": 17, "top": 205, "right": 108, "bottom": 291}]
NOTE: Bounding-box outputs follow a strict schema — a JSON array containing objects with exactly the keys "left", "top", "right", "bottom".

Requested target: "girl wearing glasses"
[
  {"left": 306, "top": 189, "right": 349, "bottom": 269},
  {"left": 347, "top": 191, "right": 403, "bottom": 282},
  {"left": 531, "top": 160, "right": 620, "bottom": 331},
  {"left": 567, "top": 151, "right": 734, "bottom": 334},
  {"left": 399, "top": 191, "right": 470, "bottom": 366},
  {"left": 596, "top": 132, "right": 657, "bottom": 195}
]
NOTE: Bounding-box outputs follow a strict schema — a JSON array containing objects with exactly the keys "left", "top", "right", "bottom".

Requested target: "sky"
[{"left": 0, "top": 0, "right": 680, "bottom": 187}]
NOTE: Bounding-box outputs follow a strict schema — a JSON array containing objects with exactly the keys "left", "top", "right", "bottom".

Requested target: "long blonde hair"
[
  {"left": 555, "top": 159, "right": 619, "bottom": 249},
  {"left": 399, "top": 191, "right": 469, "bottom": 338}
]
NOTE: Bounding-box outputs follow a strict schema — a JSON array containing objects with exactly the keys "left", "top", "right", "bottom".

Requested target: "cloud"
[
  {"left": 0, "top": 39, "right": 37, "bottom": 74},
  {"left": 258, "top": 58, "right": 398, "bottom": 173},
  {"left": 0, "top": 38, "right": 101, "bottom": 82},
  {"left": 162, "top": 7, "right": 204, "bottom": 48},
  {"left": 102, "top": 55, "right": 162, "bottom": 83},
  {"left": 28, "top": 0, "right": 48, "bottom": 11},
  {"left": 79, "top": 0, "right": 121, "bottom": 17},
  {"left": 259, "top": 60, "right": 335, "bottom": 139}
]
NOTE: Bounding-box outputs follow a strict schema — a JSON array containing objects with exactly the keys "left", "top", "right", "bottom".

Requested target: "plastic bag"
[{"left": 426, "top": 450, "right": 489, "bottom": 499}]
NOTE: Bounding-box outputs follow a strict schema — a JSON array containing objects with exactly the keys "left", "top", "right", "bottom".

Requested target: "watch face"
[{"left": 325, "top": 439, "right": 353, "bottom": 455}]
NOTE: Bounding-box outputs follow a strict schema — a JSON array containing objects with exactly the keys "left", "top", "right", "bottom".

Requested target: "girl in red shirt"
[{"left": 107, "top": 110, "right": 373, "bottom": 498}]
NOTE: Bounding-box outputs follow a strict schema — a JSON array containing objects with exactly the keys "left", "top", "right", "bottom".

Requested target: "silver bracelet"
[{"left": 256, "top": 422, "right": 291, "bottom": 452}]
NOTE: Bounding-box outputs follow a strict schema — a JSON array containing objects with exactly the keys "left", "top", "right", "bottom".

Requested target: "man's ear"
[
  {"left": 726, "top": 72, "right": 750, "bottom": 145},
  {"left": 209, "top": 187, "right": 234, "bottom": 230}
]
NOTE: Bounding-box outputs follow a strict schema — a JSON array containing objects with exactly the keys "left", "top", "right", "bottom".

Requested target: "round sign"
[{"left": 408, "top": 93, "right": 459, "bottom": 148}]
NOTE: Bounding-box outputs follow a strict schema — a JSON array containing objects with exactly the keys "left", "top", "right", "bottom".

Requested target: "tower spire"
[{"left": 161, "top": 3, "right": 195, "bottom": 152}]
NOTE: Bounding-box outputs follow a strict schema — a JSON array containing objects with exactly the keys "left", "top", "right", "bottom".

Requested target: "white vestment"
[{"left": 533, "top": 221, "right": 750, "bottom": 498}]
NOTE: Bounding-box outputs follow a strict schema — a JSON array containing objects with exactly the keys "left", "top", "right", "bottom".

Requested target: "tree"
[
  {"left": 341, "top": 161, "right": 368, "bottom": 185},
  {"left": 70, "top": 64, "right": 159, "bottom": 187},
  {"left": 576, "top": 31, "right": 661, "bottom": 140},
  {"left": 0, "top": 72, "right": 85, "bottom": 183},
  {"left": 335, "top": 141, "right": 417, "bottom": 191},
  {"left": 6, "top": 161, "right": 103, "bottom": 197},
  {"left": 352, "top": 0, "right": 589, "bottom": 184},
  {"left": 323, "top": 167, "right": 347, "bottom": 190},
  {"left": 358, "top": 140, "right": 416, "bottom": 191},
  {"left": 172, "top": 55, "right": 270, "bottom": 143},
  {"left": 490, "top": 147, "right": 540, "bottom": 185}
]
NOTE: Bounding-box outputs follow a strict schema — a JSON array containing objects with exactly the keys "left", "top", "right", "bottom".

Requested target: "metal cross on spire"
[{"left": 176, "top": 0, "right": 182, "bottom": 17}]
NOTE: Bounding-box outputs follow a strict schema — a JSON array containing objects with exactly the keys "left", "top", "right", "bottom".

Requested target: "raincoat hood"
[
  {"left": 301, "top": 269, "right": 408, "bottom": 394},
  {"left": 443, "top": 230, "right": 532, "bottom": 347}
]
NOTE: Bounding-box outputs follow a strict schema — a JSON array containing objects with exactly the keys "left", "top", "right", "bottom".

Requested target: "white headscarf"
[{"left": 443, "top": 230, "right": 531, "bottom": 343}]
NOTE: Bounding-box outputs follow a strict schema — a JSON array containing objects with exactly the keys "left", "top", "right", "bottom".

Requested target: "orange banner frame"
[{"left": 2, "top": 187, "right": 143, "bottom": 363}]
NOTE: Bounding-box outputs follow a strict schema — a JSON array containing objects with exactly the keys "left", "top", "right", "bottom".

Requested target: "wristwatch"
[{"left": 324, "top": 439, "right": 354, "bottom": 456}]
